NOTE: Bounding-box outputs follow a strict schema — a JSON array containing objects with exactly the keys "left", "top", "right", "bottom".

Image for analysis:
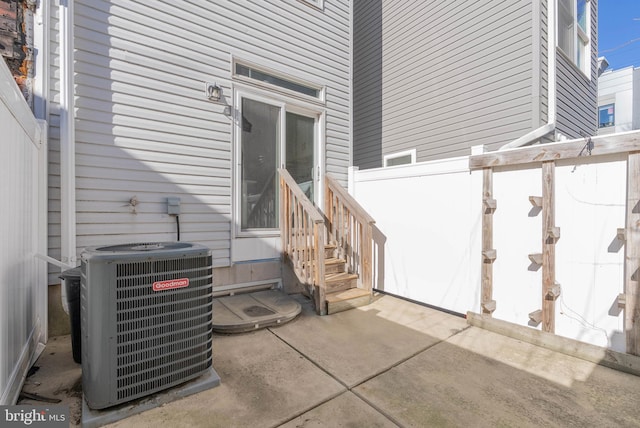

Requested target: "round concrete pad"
[{"left": 212, "top": 289, "right": 302, "bottom": 333}]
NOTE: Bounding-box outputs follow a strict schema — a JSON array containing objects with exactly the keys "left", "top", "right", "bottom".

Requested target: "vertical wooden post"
[
  {"left": 362, "top": 222, "right": 373, "bottom": 292},
  {"left": 542, "top": 161, "right": 556, "bottom": 333},
  {"left": 315, "top": 221, "right": 326, "bottom": 316},
  {"left": 625, "top": 152, "right": 640, "bottom": 355},
  {"left": 481, "top": 168, "right": 496, "bottom": 315}
]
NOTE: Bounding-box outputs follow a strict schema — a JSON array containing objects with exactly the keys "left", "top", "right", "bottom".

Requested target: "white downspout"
[
  {"left": 500, "top": 0, "right": 557, "bottom": 150},
  {"left": 59, "top": 0, "right": 76, "bottom": 311}
]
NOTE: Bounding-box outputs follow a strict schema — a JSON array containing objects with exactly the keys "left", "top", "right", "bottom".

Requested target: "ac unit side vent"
[
  {"left": 116, "top": 312, "right": 212, "bottom": 344},
  {"left": 115, "top": 256, "right": 213, "bottom": 278},
  {"left": 117, "top": 326, "right": 212, "bottom": 356},
  {"left": 116, "top": 361, "right": 212, "bottom": 402},
  {"left": 117, "top": 349, "right": 212, "bottom": 388},
  {"left": 117, "top": 333, "right": 212, "bottom": 367}
]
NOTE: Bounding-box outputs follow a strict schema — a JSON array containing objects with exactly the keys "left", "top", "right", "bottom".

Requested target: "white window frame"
[
  {"left": 557, "top": 0, "right": 591, "bottom": 78},
  {"left": 598, "top": 103, "right": 615, "bottom": 128},
  {"left": 383, "top": 149, "right": 416, "bottom": 167},
  {"left": 232, "top": 57, "right": 326, "bottom": 104}
]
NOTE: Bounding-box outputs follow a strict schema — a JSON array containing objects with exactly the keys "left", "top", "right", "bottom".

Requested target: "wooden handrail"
[
  {"left": 325, "top": 174, "right": 375, "bottom": 293},
  {"left": 279, "top": 168, "right": 326, "bottom": 315},
  {"left": 326, "top": 175, "right": 375, "bottom": 224}
]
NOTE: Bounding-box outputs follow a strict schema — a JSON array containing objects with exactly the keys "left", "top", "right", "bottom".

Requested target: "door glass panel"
[
  {"left": 286, "top": 112, "right": 315, "bottom": 202},
  {"left": 241, "top": 98, "right": 280, "bottom": 230}
]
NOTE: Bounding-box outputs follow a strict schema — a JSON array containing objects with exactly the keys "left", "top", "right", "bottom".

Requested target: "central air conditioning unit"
[{"left": 80, "top": 242, "right": 215, "bottom": 410}]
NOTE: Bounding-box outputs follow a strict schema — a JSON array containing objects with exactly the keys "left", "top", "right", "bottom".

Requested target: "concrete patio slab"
[
  {"left": 355, "top": 326, "right": 640, "bottom": 427},
  {"left": 279, "top": 391, "right": 397, "bottom": 428},
  {"left": 105, "top": 329, "right": 345, "bottom": 428},
  {"left": 18, "top": 294, "right": 640, "bottom": 428},
  {"left": 270, "top": 295, "right": 467, "bottom": 388},
  {"left": 362, "top": 294, "right": 468, "bottom": 340}
]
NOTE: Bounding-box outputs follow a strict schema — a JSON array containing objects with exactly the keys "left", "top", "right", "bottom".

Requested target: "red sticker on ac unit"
[{"left": 152, "top": 278, "right": 189, "bottom": 291}]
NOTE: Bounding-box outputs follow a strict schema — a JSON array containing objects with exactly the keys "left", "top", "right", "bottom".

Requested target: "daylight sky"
[{"left": 598, "top": 0, "right": 640, "bottom": 70}]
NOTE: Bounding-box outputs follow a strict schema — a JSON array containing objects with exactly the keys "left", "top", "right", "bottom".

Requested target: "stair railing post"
[{"left": 315, "top": 221, "right": 326, "bottom": 315}]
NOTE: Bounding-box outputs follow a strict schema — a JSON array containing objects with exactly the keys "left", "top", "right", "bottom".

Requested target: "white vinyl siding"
[
  {"left": 354, "top": 0, "right": 536, "bottom": 168},
  {"left": 47, "top": 4, "right": 62, "bottom": 284},
  {"left": 46, "top": 0, "right": 350, "bottom": 282}
]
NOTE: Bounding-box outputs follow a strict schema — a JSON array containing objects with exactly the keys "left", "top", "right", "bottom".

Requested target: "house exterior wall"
[
  {"left": 354, "top": 0, "right": 537, "bottom": 169},
  {"left": 354, "top": 0, "right": 598, "bottom": 169},
  {"left": 597, "top": 66, "right": 640, "bottom": 136},
  {"left": 45, "top": 0, "right": 351, "bottom": 284},
  {"left": 47, "top": 4, "right": 62, "bottom": 285},
  {"left": 634, "top": 68, "right": 640, "bottom": 130},
  {"left": 597, "top": 67, "right": 634, "bottom": 135},
  {"left": 555, "top": 0, "right": 598, "bottom": 139}
]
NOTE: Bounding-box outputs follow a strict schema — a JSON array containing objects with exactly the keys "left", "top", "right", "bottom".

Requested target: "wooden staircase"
[
  {"left": 322, "top": 245, "right": 370, "bottom": 314},
  {"left": 279, "top": 169, "right": 376, "bottom": 315}
]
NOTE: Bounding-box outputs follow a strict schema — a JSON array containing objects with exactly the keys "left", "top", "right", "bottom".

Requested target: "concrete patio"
[{"left": 21, "top": 294, "right": 640, "bottom": 427}]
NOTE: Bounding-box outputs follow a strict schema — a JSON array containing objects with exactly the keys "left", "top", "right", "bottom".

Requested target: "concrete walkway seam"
[{"left": 267, "top": 323, "right": 471, "bottom": 428}]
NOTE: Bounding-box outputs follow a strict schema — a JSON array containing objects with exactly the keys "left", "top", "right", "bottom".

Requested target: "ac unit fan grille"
[{"left": 114, "top": 255, "right": 213, "bottom": 402}]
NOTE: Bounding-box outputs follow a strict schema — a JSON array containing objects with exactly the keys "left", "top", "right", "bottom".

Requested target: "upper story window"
[
  {"left": 234, "top": 62, "right": 324, "bottom": 102},
  {"left": 598, "top": 104, "right": 615, "bottom": 128},
  {"left": 558, "top": 0, "right": 591, "bottom": 76},
  {"left": 384, "top": 149, "right": 416, "bottom": 167}
]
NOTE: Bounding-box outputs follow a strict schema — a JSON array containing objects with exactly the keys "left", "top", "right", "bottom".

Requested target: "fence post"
[
  {"left": 626, "top": 152, "right": 640, "bottom": 355},
  {"left": 542, "top": 161, "right": 558, "bottom": 333},
  {"left": 481, "top": 167, "right": 497, "bottom": 315}
]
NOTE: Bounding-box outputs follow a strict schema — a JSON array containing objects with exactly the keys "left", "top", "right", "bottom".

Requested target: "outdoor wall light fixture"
[{"left": 205, "top": 82, "right": 222, "bottom": 101}]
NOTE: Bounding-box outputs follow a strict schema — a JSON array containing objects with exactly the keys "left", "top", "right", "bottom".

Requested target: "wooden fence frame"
[{"left": 470, "top": 131, "right": 640, "bottom": 355}]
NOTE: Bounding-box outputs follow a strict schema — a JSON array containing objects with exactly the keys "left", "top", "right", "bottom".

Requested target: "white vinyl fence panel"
[
  {"left": 351, "top": 150, "right": 628, "bottom": 351},
  {"left": 0, "top": 60, "right": 48, "bottom": 404},
  {"left": 350, "top": 157, "right": 482, "bottom": 316}
]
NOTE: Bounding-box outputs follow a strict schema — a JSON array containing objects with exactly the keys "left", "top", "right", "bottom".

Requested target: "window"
[
  {"left": 235, "top": 91, "right": 321, "bottom": 235},
  {"left": 383, "top": 149, "right": 416, "bottom": 167},
  {"left": 557, "top": 0, "right": 590, "bottom": 76},
  {"left": 234, "top": 62, "right": 323, "bottom": 100},
  {"left": 598, "top": 104, "right": 615, "bottom": 128}
]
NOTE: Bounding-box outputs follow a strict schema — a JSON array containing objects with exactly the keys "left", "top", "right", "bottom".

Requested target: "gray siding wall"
[
  {"left": 354, "top": 0, "right": 536, "bottom": 168},
  {"left": 555, "top": 0, "right": 598, "bottom": 138},
  {"left": 540, "top": 0, "right": 549, "bottom": 125},
  {"left": 47, "top": 0, "right": 351, "bottom": 283}
]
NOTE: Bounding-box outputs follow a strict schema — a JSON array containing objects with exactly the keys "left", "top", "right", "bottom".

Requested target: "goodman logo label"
[{"left": 153, "top": 278, "right": 189, "bottom": 292}]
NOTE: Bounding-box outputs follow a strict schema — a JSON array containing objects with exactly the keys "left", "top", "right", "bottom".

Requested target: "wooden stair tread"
[
  {"left": 326, "top": 288, "right": 372, "bottom": 314},
  {"left": 325, "top": 272, "right": 358, "bottom": 282},
  {"left": 326, "top": 287, "right": 371, "bottom": 302},
  {"left": 306, "top": 257, "right": 345, "bottom": 267}
]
